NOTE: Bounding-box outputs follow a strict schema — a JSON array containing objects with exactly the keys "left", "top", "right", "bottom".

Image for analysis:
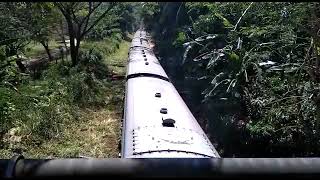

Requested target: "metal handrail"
[{"left": 1, "top": 155, "right": 320, "bottom": 177}]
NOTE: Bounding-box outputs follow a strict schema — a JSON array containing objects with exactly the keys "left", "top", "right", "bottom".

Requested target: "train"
[{"left": 120, "top": 29, "right": 220, "bottom": 158}]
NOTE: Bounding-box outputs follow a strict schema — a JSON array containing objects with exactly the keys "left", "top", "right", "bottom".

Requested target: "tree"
[
  {"left": 0, "top": 2, "right": 31, "bottom": 72},
  {"left": 1, "top": 2, "right": 60, "bottom": 62},
  {"left": 54, "top": 2, "right": 116, "bottom": 66},
  {"left": 26, "top": 3, "right": 61, "bottom": 61},
  {"left": 55, "top": 19, "right": 68, "bottom": 52},
  {"left": 143, "top": 2, "right": 320, "bottom": 157}
]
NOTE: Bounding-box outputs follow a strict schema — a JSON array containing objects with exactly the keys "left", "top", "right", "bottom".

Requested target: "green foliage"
[
  {"left": 0, "top": 2, "right": 134, "bottom": 157},
  {"left": 173, "top": 32, "right": 187, "bottom": 48},
  {"left": 0, "top": 48, "right": 112, "bottom": 150},
  {"left": 82, "top": 35, "right": 122, "bottom": 57},
  {"left": 139, "top": 2, "right": 160, "bottom": 19},
  {"left": 66, "top": 70, "right": 106, "bottom": 106},
  {"left": 137, "top": 2, "right": 160, "bottom": 30},
  {"left": 86, "top": 13, "right": 121, "bottom": 41},
  {"left": 147, "top": 2, "right": 320, "bottom": 156},
  {"left": 0, "top": 87, "right": 15, "bottom": 134},
  {"left": 86, "top": 2, "right": 137, "bottom": 40},
  {"left": 0, "top": 2, "right": 60, "bottom": 61},
  {"left": 77, "top": 48, "right": 109, "bottom": 79},
  {"left": 0, "top": 3, "right": 31, "bottom": 57}
]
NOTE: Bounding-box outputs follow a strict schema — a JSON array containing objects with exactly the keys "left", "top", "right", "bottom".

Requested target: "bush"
[
  {"left": 82, "top": 35, "right": 122, "bottom": 56},
  {"left": 66, "top": 71, "right": 107, "bottom": 106},
  {"left": 3, "top": 78, "right": 76, "bottom": 141},
  {"left": 0, "top": 35, "right": 118, "bottom": 157},
  {"left": 77, "top": 48, "right": 109, "bottom": 79},
  {"left": 0, "top": 87, "right": 15, "bottom": 135},
  {"left": 1, "top": 48, "right": 111, "bottom": 147},
  {"left": 145, "top": 2, "right": 320, "bottom": 157}
]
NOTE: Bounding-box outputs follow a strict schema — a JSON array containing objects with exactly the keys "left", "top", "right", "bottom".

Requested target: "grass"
[
  {"left": 105, "top": 41, "right": 130, "bottom": 75},
  {"left": 51, "top": 37, "right": 129, "bottom": 78},
  {"left": 0, "top": 38, "right": 130, "bottom": 158},
  {"left": 18, "top": 80, "right": 124, "bottom": 158},
  {"left": 82, "top": 36, "right": 130, "bottom": 75}
]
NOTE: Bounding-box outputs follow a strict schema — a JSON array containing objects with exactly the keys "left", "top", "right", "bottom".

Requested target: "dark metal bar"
[
  {"left": 126, "top": 73, "right": 170, "bottom": 82},
  {"left": 129, "top": 46, "right": 152, "bottom": 51},
  {"left": 1, "top": 156, "right": 320, "bottom": 177}
]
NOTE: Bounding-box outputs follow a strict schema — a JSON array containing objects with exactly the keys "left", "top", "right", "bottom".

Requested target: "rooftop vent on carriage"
[
  {"left": 155, "top": 93, "right": 161, "bottom": 98},
  {"left": 160, "top": 108, "right": 167, "bottom": 114},
  {"left": 162, "top": 118, "right": 175, "bottom": 127}
]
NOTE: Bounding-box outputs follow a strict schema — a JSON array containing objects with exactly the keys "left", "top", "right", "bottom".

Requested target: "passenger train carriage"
[{"left": 121, "top": 29, "right": 220, "bottom": 158}]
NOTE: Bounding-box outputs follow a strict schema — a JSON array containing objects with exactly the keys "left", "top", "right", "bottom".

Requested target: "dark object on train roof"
[{"left": 162, "top": 118, "right": 175, "bottom": 127}]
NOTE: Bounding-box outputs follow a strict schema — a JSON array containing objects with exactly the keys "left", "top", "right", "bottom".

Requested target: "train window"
[{"left": 155, "top": 93, "right": 161, "bottom": 97}]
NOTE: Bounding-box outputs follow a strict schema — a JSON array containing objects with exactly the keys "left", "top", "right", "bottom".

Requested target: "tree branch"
[
  {"left": 175, "top": 2, "right": 183, "bottom": 25},
  {"left": 232, "top": 2, "right": 253, "bottom": 31},
  {"left": 80, "top": 2, "right": 115, "bottom": 39},
  {"left": 71, "top": 8, "right": 80, "bottom": 24},
  {"left": 55, "top": 2, "right": 70, "bottom": 21},
  {"left": 80, "top": 2, "right": 102, "bottom": 35}
]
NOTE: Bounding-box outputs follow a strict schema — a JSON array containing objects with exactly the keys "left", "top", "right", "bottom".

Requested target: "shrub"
[
  {"left": 0, "top": 87, "right": 15, "bottom": 136},
  {"left": 66, "top": 71, "right": 107, "bottom": 106},
  {"left": 82, "top": 35, "right": 122, "bottom": 56},
  {"left": 1, "top": 38, "right": 115, "bottom": 155},
  {"left": 77, "top": 48, "right": 109, "bottom": 79}
]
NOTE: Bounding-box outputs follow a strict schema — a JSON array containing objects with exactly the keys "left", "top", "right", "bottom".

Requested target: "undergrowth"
[{"left": 0, "top": 43, "right": 116, "bottom": 157}]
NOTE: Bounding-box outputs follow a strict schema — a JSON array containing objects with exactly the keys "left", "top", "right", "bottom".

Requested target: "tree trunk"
[
  {"left": 70, "top": 43, "right": 77, "bottom": 66},
  {"left": 69, "top": 33, "right": 77, "bottom": 66},
  {"left": 64, "top": 14, "right": 77, "bottom": 66},
  {"left": 40, "top": 41, "right": 53, "bottom": 61},
  {"left": 62, "top": 36, "right": 68, "bottom": 58},
  {"left": 73, "top": 38, "right": 80, "bottom": 66},
  {"left": 75, "top": 37, "right": 81, "bottom": 61},
  {"left": 57, "top": 2, "right": 115, "bottom": 66},
  {"left": 15, "top": 55, "right": 26, "bottom": 73},
  {"left": 59, "top": 20, "right": 68, "bottom": 51},
  {"left": 70, "top": 29, "right": 81, "bottom": 67}
]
